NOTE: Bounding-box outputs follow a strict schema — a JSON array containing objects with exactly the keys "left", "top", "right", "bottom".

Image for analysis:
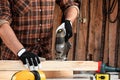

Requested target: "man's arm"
[
  {"left": 0, "top": 0, "right": 23, "bottom": 55},
  {"left": 0, "top": 22, "right": 41, "bottom": 70},
  {"left": 0, "top": 23, "right": 24, "bottom": 55},
  {"left": 64, "top": 6, "right": 79, "bottom": 23},
  {"left": 56, "top": 1, "right": 79, "bottom": 41},
  {"left": 56, "top": 0, "right": 79, "bottom": 23},
  {"left": 0, "top": 0, "right": 40, "bottom": 70}
]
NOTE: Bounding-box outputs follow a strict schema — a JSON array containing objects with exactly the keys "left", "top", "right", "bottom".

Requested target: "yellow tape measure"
[{"left": 95, "top": 73, "right": 110, "bottom": 80}]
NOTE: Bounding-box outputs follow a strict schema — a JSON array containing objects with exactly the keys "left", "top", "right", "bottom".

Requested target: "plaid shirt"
[{"left": 0, "top": 0, "right": 78, "bottom": 60}]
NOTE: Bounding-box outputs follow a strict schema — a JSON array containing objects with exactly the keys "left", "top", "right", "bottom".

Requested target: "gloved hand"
[
  {"left": 64, "top": 20, "right": 72, "bottom": 42},
  {"left": 56, "top": 20, "right": 72, "bottom": 42},
  {"left": 17, "top": 48, "right": 41, "bottom": 71}
]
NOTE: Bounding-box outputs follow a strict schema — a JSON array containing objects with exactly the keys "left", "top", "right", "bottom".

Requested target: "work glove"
[
  {"left": 64, "top": 20, "right": 72, "bottom": 42},
  {"left": 56, "top": 20, "right": 72, "bottom": 42},
  {"left": 17, "top": 48, "right": 41, "bottom": 71}
]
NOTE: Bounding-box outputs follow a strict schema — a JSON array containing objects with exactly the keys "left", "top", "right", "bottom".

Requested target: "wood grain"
[
  {"left": 0, "top": 60, "right": 99, "bottom": 79},
  {"left": 0, "top": 60, "right": 98, "bottom": 71}
]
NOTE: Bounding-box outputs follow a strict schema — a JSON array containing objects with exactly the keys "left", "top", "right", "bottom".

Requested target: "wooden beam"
[
  {"left": 0, "top": 60, "right": 99, "bottom": 79},
  {"left": 0, "top": 71, "right": 90, "bottom": 80},
  {"left": 0, "top": 60, "right": 98, "bottom": 71},
  {"left": 0, "top": 71, "right": 74, "bottom": 79}
]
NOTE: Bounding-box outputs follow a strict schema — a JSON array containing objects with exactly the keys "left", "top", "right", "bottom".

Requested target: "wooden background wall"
[{"left": 52, "top": 0, "right": 120, "bottom": 68}]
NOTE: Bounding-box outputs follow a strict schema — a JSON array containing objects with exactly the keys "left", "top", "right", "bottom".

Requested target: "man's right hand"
[
  {"left": 17, "top": 48, "right": 41, "bottom": 71},
  {"left": 56, "top": 20, "right": 72, "bottom": 42}
]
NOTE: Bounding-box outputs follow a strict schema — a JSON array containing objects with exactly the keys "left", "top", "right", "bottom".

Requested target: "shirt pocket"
[{"left": 11, "top": 0, "right": 31, "bottom": 16}]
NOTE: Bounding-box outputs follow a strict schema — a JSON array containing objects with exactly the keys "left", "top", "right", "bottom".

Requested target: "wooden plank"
[
  {"left": 0, "top": 60, "right": 98, "bottom": 79},
  {"left": 103, "top": 20, "right": 109, "bottom": 64},
  {"left": 0, "top": 60, "right": 98, "bottom": 71},
  {"left": 75, "top": 0, "right": 88, "bottom": 60},
  {"left": 87, "top": 0, "right": 103, "bottom": 61},
  {"left": 0, "top": 71, "right": 18, "bottom": 80},
  {"left": 108, "top": 1, "right": 118, "bottom": 66},
  {"left": 92, "top": 0, "right": 103, "bottom": 61},
  {"left": 0, "top": 71, "right": 90, "bottom": 80},
  {"left": 0, "top": 71, "right": 73, "bottom": 79}
]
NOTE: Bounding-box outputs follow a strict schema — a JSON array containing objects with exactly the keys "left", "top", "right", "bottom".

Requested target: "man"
[{"left": 0, "top": 0, "right": 79, "bottom": 70}]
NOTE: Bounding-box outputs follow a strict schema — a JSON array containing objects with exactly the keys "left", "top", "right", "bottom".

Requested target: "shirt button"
[
  {"left": 37, "top": 38, "right": 41, "bottom": 42},
  {"left": 39, "top": 24, "right": 42, "bottom": 26},
  {"left": 39, "top": 9, "right": 42, "bottom": 12}
]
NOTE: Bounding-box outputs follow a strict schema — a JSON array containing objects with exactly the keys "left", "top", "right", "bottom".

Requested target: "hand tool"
[{"left": 55, "top": 29, "right": 71, "bottom": 60}]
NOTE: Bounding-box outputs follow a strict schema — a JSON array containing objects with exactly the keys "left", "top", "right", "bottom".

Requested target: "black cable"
[
  {"left": 31, "top": 71, "right": 41, "bottom": 80},
  {"left": 108, "top": 0, "right": 117, "bottom": 14}
]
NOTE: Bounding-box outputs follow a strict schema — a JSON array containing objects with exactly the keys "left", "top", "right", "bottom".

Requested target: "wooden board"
[
  {"left": 0, "top": 60, "right": 99, "bottom": 79},
  {"left": 0, "top": 60, "right": 98, "bottom": 71},
  {"left": 0, "top": 71, "right": 91, "bottom": 80},
  {"left": 0, "top": 71, "right": 73, "bottom": 79}
]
